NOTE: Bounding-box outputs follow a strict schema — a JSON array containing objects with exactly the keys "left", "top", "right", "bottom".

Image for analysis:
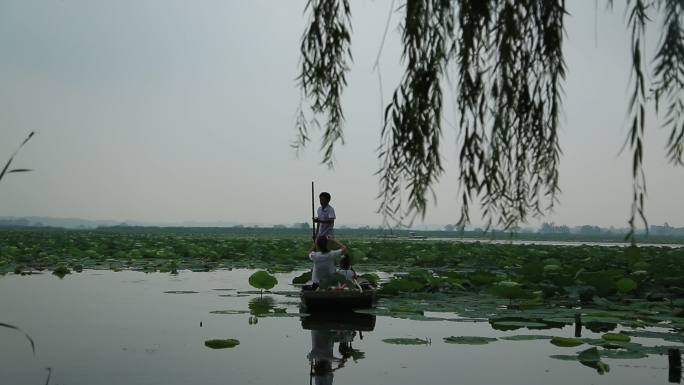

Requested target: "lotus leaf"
[
  {"left": 550, "top": 337, "right": 584, "bottom": 347},
  {"left": 291, "top": 271, "right": 311, "bottom": 284},
  {"left": 210, "top": 310, "right": 250, "bottom": 315},
  {"left": 601, "top": 333, "right": 630, "bottom": 342},
  {"left": 204, "top": 339, "right": 240, "bottom": 349},
  {"left": 543, "top": 258, "right": 561, "bottom": 266},
  {"left": 358, "top": 273, "right": 380, "bottom": 286},
  {"left": 615, "top": 278, "right": 637, "bottom": 293},
  {"left": 500, "top": 335, "right": 553, "bottom": 341},
  {"left": 468, "top": 271, "right": 497, "bottom": 286},
  {"left": 492, "top": 321, "right": 549, "bottom": 329},
  {"left": 579, "top": 271, "right": 619, "bottom": 296},
  {"left": 621, "top": 330, "right": 684, "bottom": 343},
  {"left": 52, "top": 265, "right": 70, "bottom": 278},
  {"left": 549, "top": 272, "right": 576, "bottom": 286},
  {"left": 489, "top": 281, "right": 529, "bottom": 301},
  {"left": 389, "top": 306, "right": 423, "bottom": 314},
  {"left": 549, "top": 354, "right": 579, "bottom": 361},
  {"left": 520, "top": 260, "right": 544, "bottom": 282},
  {"left": 598, "top": 349, "right": 648, "bottom": 359},
  {"left": 379, "top": 278, "right": 424, "bottom": 295},
  {"left": 443, "top": 336, "right": 497, "bottom": 345},
  {"left": 248, "top": 270, "right": 277, "bottom": 291},
  {"left": 577, "top": 347, "right": 610, "bottom": 374},
  {"left": 382, "top": 338, "right": 430, "bottom": 345}
]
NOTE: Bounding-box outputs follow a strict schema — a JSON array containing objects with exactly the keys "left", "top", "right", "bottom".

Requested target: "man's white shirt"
[{"left": 316, "top": 205, "right": 336, "bottom": 237}]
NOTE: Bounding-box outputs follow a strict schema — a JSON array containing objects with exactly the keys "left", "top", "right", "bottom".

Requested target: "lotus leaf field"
[
  {"left": 2, "top": 228, "right": 684, "bottom": 382},
  {"left": 2, "top": 229, "right": 684, "bottom": 342}
]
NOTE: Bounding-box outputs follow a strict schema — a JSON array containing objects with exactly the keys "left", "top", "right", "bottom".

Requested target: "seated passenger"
[
  {"left": 308, "top": 237, "right": 347, "bottom": 290},
  {"left": 337, "top": 255, "right": 356, "bottom": 281}
]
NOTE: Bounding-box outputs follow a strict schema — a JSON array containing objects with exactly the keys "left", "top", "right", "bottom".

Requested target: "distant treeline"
[
  {"left": 536, "top": 222, "right": 684, "bottom": 237},
  {"left": 2, "top": 218, "right": 684, "bottom": 243},
  {"left": 0, "top": 225, "right": 681, "bottom": 244}
]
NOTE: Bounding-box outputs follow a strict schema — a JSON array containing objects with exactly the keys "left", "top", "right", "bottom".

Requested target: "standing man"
[{"left": 314, "top": 192, "right": 336, "bottom": 240}]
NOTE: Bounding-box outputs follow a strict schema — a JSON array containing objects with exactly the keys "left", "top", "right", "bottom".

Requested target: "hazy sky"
[{"left": 1, "top": 1, "right": 682, "bottom": 228}]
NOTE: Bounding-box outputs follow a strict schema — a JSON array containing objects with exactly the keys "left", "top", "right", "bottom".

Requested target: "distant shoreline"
[{"left": 1, "top": 225, "right": 683, "bottom": 245}]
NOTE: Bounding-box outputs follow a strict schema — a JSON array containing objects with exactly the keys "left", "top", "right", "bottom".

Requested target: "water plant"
[
  {"left": 248, "top": 271, "right": 277, "bottom": 294},
  {"left": 204, "top": 339, "right": 240, "bottom": 349}
]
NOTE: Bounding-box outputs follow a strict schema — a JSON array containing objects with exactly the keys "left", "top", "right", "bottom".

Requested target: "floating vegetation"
[
  {"left": 443, "top": 336, "right": 497, "bottom": 345},
  {"left": 52, "top": 265, "right": 70, "bottom": 278},
  {"left": 258, "top": 312, "right": 305, "bottom": 318},
  {"left": 248, "top": 271, "right": 278, "bottom": 292},
  {"left": 490, "top": 319, "right": 552, "bottom": 330},
  {"left": 500, "top": 335, "right": 553, "bottom": 341},
  {"left": 615, "top": 278, "right": 638, "bottom": 294},
  {"left": 209, "top": 310, "right": 250, "bottom": 315},
  {"left": 601, "top": 333, "right": 631, "bottom": 343},
  {"left": 550, "top": 347, "right": 610, "bottom": 374},
  {"left": 599, "top": 349, "right": 648, "bottom": 359},
  {"left": 577, "top": 347, "right": 610, "bottom": 375},
  {"left": 382, "top": 338, "right": 430, "bottom": 345},
  {"left": 621, "top": 329, "right": 684, "bottom": 343},
  {"left": 204, "top": 339, "right": 240, "bottom": 349},
  {"left": 550, "top": 337, "right": 584, "bottom": 347},
  {"left": 291, "top": 271, "right": 311, "bottom": 284},
  {"left": 3, "top": 229, "right": 684, "bottom": 368}
]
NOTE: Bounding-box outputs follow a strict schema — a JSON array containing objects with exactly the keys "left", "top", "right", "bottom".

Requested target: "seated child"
[{"left": 337, "top": 255, "right": 356, "bottom": 281}]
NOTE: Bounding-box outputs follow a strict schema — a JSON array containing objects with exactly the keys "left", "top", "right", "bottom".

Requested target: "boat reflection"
[{"left": 301, "top": 312, "right": 376, "bottom": 385}]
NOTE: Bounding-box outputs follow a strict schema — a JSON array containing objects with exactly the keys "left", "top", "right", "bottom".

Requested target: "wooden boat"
[{"left": 300, "top": 289, "right": 376, "bottom": 312}]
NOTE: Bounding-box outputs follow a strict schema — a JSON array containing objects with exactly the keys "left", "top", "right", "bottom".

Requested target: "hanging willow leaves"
[
  {"left": 623, "top": 0, "right": 649, "bottom": 243},
  {"left": 297, "top": 0, "right": 684, "bottom": 235},
  {"left": 296, "top": 0, "right": 352, "bottom": 167},
  {"left": 652, "top": 0, "right": 684, "bottom": 166},
  {"left": 454, "top": 0, "right": 565, "bottom": 230},
  {"left": 0, "top": 131, "right": 35, "bottom": 183},
  {"left": 378, "top": 0, "right": 455, "bottom": 224}
]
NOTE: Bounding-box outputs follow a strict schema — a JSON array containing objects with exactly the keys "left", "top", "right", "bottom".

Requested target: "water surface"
[{"left": 0, "top": 270, "right": 679, "bottom": 385}]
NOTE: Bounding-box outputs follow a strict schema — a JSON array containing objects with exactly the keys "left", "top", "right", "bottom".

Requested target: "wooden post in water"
[
  {"left": 669, "top": 348, "right": 682, "bottom": 383},
  {"left": 574, "top": 313, "right": 582, "bottom": 338}
]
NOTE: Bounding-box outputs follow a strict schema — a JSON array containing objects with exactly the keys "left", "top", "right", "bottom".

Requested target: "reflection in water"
[
  {"left": 248, "top": 296, "right": 275, "bottom": 316},
  {"left": 246, "top": 295, "right": 291, "bottom": 324},
  {"left": 0, "top": 322, "right": 36, "bottom": 354},
  {"left": 302, "top": 313, "right": 376, "bottom": 385}
]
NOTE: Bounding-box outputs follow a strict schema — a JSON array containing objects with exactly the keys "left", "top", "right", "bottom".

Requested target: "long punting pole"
[{"left": 311, "top": 181, "right": 315, "bottom": 239}]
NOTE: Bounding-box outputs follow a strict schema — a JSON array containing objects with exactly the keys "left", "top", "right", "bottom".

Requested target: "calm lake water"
[{"left": 0, "top": 270, "right": 680, "bottom": 385}]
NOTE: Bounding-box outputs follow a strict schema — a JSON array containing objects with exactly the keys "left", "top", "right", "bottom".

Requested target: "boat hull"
[
  {"left": 300, "top": 290, "right": 376, "bottom": 311},
  {"left": 301, "top": 311, "right": 376, "bottom": 331}
]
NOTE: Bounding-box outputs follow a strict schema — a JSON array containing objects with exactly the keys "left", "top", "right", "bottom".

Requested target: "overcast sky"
[{"left": 0, "top": 0, "right": 682, "bottom": 228}]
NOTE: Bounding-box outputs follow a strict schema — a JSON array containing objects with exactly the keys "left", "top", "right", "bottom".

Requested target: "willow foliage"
[
  {"left": 297, "top": 0, "right": 684, "bottom": 240},
  {"left": 0, "top": 132, "right": 35, "bottom": 184},
  {"left": 296, "top": 0, "right": 352, "bottom": 166}
]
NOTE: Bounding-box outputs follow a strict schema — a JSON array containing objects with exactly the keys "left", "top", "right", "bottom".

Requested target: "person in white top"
[
  {"left": 308, "top": 236, "right": 347, "bottom": 289},
  {"left": 314, "top": 192, "right": 336, "bottom": 240}
]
